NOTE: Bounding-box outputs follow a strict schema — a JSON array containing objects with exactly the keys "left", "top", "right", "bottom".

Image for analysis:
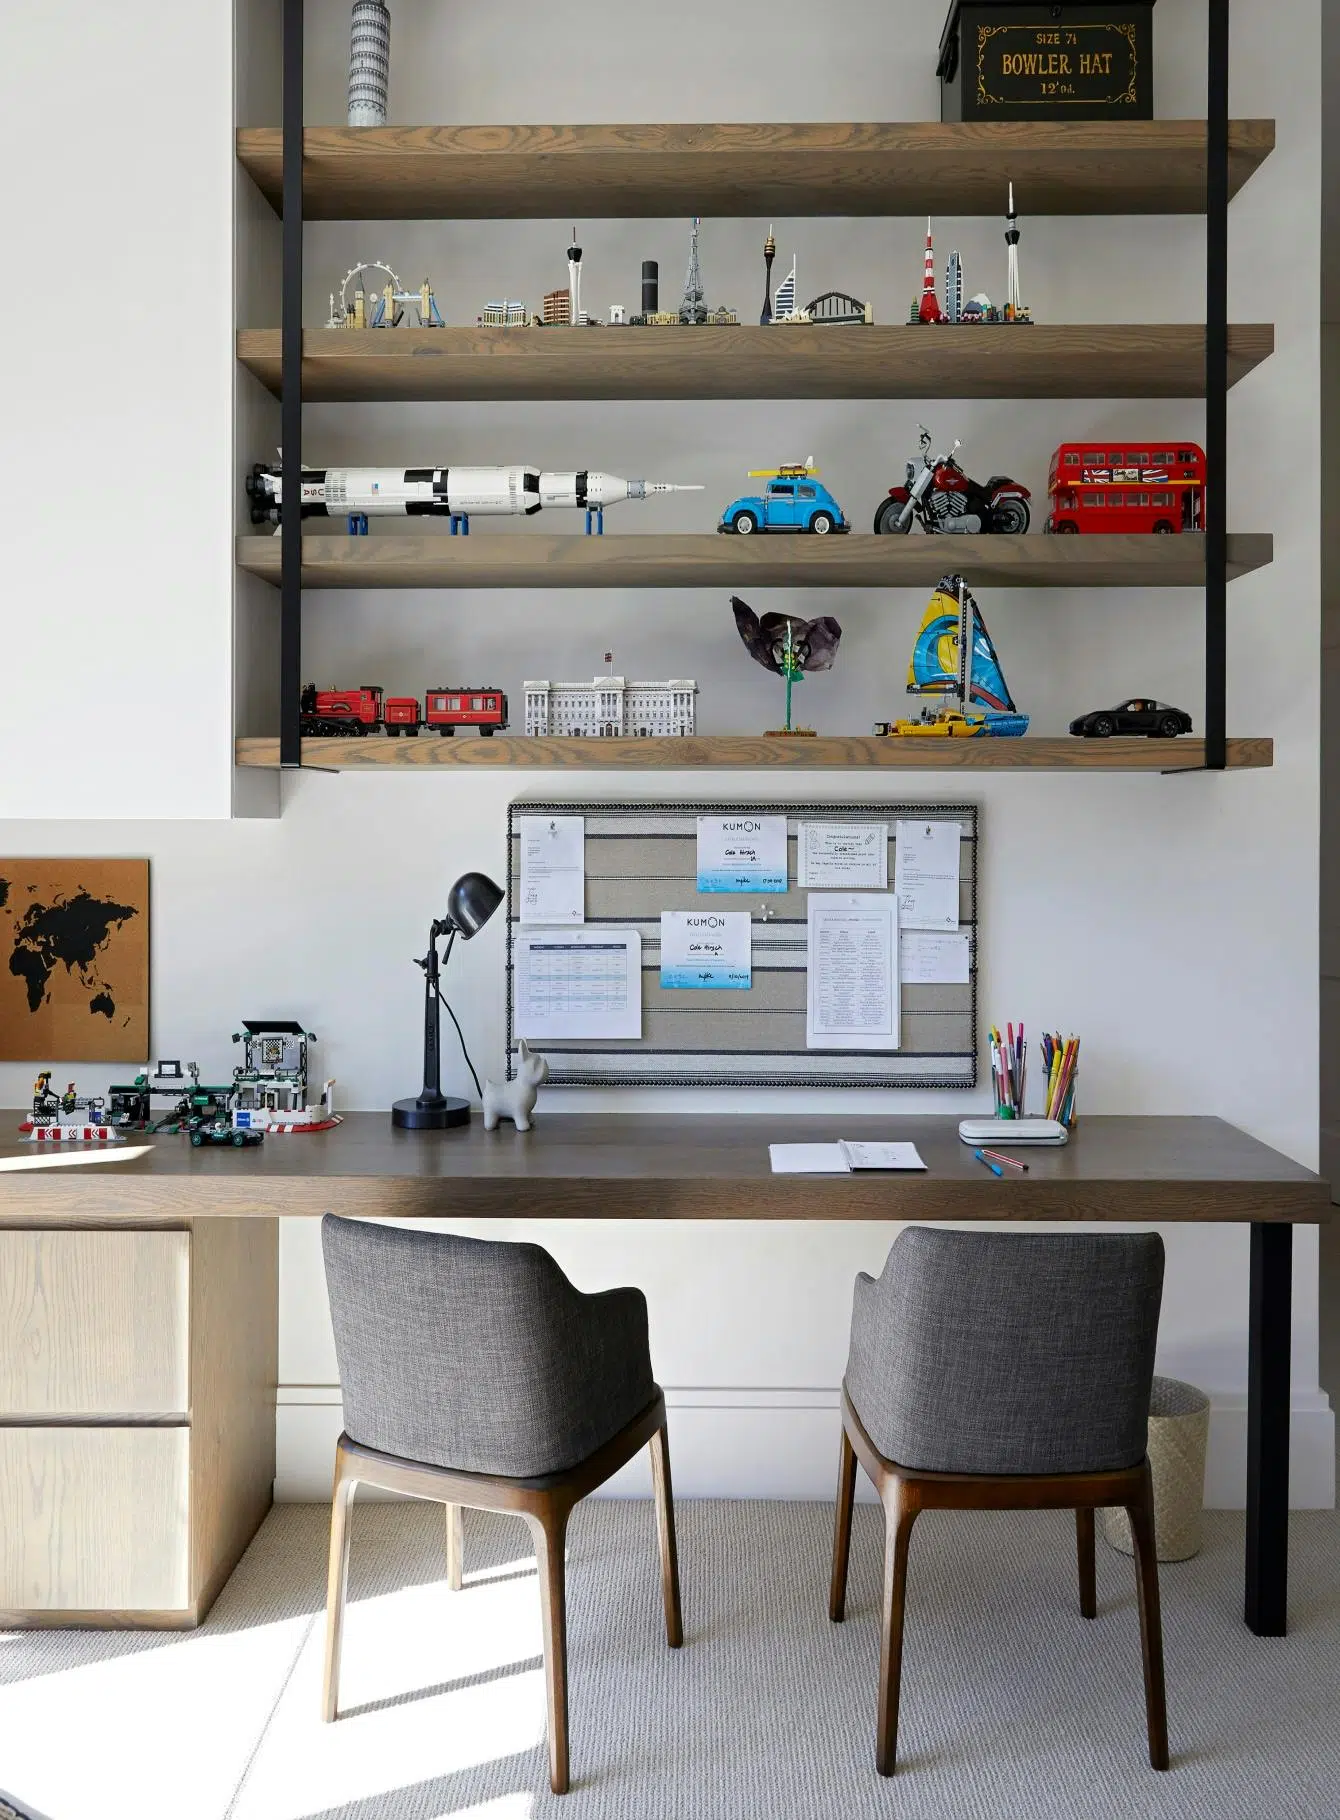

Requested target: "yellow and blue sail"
[{"left": 907, "top": 577, "right": 1028, "bottom": 732}]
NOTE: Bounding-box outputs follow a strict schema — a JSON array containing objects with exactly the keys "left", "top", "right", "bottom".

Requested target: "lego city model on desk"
[
  {"left": 20, "top": 1071, "right": 123, "bottom": 1144},
  {"left": 910, "top": 188, "right": 1032, "bottom": 325},
  {"left": 231, "top": 1020, "right": 339, "bottom": 1134},
  {"left": 326, "top": 262, "right": 444, "bottom": 330}
]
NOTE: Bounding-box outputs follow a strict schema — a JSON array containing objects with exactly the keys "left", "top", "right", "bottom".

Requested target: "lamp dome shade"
[{"left": 446, "top": 871, "right": 504, "bottom": 938}]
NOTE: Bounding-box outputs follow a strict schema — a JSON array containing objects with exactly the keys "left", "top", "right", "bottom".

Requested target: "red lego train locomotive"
[{"left": 299, "top": 684, "right": 509, "bottom": 737}]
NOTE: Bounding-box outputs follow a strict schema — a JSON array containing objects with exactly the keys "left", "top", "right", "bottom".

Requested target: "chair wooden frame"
[
  {"left": 323, "top": 1391, "right": 682, "bottom": 1794},
  {"left": 829, "top": 1385, "right": 1168, "bottom": 1776}
]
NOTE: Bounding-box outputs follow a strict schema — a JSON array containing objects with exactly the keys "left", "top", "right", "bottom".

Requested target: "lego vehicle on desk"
[
  {"left": 1045, "top": 443, "right": 1206, "bottom": 535},
  {"left": 1069, "top": 699, "right": 1193, "bottom": 739},
  {"left": 718, "top": 463, "right": 849, "bottom": 536},
  {"left": 188, "top": 1114, "right": 264, "bottom": 1149}
]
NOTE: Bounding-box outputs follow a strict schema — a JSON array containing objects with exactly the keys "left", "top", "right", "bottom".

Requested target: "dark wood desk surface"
[{"left": 0, "top": 1112, "right": 1327, "bottom": 1224}]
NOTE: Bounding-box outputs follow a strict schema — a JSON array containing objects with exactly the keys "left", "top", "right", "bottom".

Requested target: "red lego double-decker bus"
[{"left": 1045, "top": 442, "right": 1206, "bottom": 535}]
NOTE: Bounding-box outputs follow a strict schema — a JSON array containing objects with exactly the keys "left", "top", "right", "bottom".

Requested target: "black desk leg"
[{"left": 1245, "top": 1220, "right": 1292, "bottom": 1636}]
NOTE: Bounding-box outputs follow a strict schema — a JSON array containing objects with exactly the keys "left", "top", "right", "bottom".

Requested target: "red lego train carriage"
[{"left": 299, "top": 684, "right": 509, "bottom": 737}]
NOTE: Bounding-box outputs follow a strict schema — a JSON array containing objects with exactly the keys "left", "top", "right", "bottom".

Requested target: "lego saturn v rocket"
[{"left": 246, "top": 461, "right": 702, "bottom": 526}]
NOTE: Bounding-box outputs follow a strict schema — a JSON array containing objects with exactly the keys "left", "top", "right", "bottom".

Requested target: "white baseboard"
[{"left": 274, "top": 1385, "right": 1335, "bottom": 1509}]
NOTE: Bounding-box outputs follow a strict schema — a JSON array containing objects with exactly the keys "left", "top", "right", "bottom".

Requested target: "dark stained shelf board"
[
  {"left": 237, "top": 323, "right": 1274, "bottom": 403},
  {"left": 235, "top": 735, "right": 1273, "bottom": 774},
  {"left": 234, "top": 120, "right": 1276, "bottom": 220},
  {"left": 0, "top": 1115, "right": 1321, "bottom": 1225},
  {"left": 236, "top": 532, "right": 1274, "bottom": 590}
]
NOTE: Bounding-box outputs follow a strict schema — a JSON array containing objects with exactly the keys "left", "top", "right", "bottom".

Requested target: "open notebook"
[{"left": 768, "top": 1142, "right": 926, "bottom": 1174}]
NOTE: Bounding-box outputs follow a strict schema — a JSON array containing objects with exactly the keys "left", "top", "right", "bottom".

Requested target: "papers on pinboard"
[
  {"left": 519, "top": 815, "right": 585, "bottom": 924},
  {"left": 894, "top": 819, "right": 961, "bottom": 931},
  {"left": 797, "top": 821, "right": 888, "bottom": 889},
  {"left": 696, "top": 814, "right": 788, "bottom": 894},
  {"left": 806, "top": 893, "right": 900, "bottom": 1051},
  {"left": 900, "top": 929, "right": 971, "bottom": 985},
  {"left": 660, "top": 910, "right": 751, "bottom": 989},
  {"left": 514, "top": 927, "right": 641, "bottom": 1040},
  {"left": 769, "top": 1141, "right": 927, "bottom": 1174}
]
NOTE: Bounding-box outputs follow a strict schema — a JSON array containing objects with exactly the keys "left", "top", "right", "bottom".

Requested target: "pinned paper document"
[
  {"left": 900, "top": 929, "right": 971, "bottom": 985},
  {"left": 519, "top": 815, "right": 585, "bottom": 924},
  {"left": 797, "top": 821, "right": 888, "bottom": 889},
  {"left": 894, "top": 820, "right": 960, "bottom": 931},
  {"left": 696, "top": 815, "right": 787, "bottom": 894},
  {"left": 806, "top": 893, "right": 900, "bottom": 1051},
  {"left": 660, "top": 910, "right": 751, "bottom": 989},
  {"left": 515, "top": 927, "right": 641, "bottom": 1039}
]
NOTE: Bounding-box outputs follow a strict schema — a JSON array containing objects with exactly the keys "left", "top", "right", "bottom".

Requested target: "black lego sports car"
[{"left": 1069, "top": 699, "right": 1193, "bottom": 739}]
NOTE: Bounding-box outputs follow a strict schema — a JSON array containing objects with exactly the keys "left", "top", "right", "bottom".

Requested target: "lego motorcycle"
[{"left": 874, "top": 425, "right": 1031, "bottom": 536}]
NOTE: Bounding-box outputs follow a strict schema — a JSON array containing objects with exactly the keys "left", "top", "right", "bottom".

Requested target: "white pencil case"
[{"left": 958, "top": 1117, "right": 1068, "bottom": 1147}]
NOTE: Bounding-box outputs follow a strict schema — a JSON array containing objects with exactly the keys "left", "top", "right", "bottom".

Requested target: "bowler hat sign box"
[{"left": 938, "top": 2, "right": 1156, "bottom": 121}]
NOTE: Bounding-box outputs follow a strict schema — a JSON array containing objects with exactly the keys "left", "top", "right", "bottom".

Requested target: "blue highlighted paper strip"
[
  {"left": 695, "top": 867, "right": 786, "bottom": 894},
  {"left": 661, "top": 964, "right": 751, "bottom": 990}
]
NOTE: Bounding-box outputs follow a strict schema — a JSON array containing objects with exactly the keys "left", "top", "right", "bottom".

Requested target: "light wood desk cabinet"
[{"left": 0, "top": 1222, "right": 277, "bottom": 1628}]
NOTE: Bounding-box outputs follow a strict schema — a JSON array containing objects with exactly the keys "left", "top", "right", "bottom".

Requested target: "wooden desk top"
[{"left": 0, "top": 1113, "right": 1326, "bottom": 1225}]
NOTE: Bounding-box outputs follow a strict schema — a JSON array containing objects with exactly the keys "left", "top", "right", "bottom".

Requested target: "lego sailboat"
[{"left": 878, "top": 575, "right": 1029, "bottom": 737}]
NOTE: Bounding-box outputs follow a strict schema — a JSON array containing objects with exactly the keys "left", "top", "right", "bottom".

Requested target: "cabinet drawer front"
[
  {"left": 0, "top": 1231, "right": 189, "bottom": 1416},
  {"left": 0, "top": 1426, "right": 190, "bottom": 1612}
]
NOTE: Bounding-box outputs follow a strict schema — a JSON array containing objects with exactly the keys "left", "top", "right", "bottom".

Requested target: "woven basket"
[{"left": 1103, "top": 1375, "right": 1210, "bottom": 1563}]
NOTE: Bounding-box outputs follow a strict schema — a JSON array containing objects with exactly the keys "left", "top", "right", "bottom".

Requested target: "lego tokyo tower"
[{"left": 916, "top": 218, "right": 943, "bottom": 324}]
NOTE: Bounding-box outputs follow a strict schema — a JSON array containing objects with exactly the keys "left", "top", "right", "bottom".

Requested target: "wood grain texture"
[
  {"left": 236, "top": 324, "right": 1274, "bottom": 403},
  {"left": 234, "top": 735, "right": 1274, "bottom": 773},
  {"left": 0, "top": 1115, "right": 1325, "bottom": 1225},
  {"left": 0, "top": 1230, "right": 189, "bottom": 1416},
  {"left": 0, "top": 1426, "right": 189, "bottom": 1612},
  {"left": 235, "top": 532, "right": 1275, "bottom": 590},
  {"left": 187, "top": 1219, "right": 278, "bottom": 1620},
  {"left": 234, "top": 120, "right": 1275, "bottom": 219}
]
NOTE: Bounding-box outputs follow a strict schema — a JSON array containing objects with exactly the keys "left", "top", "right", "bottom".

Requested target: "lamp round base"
[{"left": 391, "top": 1096, "right": 471, "bottom": 1130}]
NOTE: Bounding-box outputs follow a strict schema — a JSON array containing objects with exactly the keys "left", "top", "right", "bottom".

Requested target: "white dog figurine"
[{"left": 482, "top": 1039, "right": 549, "bottom": 1132}]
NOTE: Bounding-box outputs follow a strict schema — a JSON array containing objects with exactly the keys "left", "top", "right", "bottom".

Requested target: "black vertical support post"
[
  {"left": 1205, "top": 0, "right": 1230, "bottom": 770},
  {"left": 1245, "top": 1221, "right": 1292, "bottom": 1634},
  {"left": 279, "top": 0, "right": 304, "bottom": 768}
]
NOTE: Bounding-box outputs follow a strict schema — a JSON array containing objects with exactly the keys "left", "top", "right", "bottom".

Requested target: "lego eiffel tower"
[{"left": 679, "top": 216, "right": 707, "bottom": 324}]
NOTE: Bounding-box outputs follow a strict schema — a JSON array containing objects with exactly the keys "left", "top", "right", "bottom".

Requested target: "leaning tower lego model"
[{"left": 348, "top": 1, "right": 391, "bottom": 128}]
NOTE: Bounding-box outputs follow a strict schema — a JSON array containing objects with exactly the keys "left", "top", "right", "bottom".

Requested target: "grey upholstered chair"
[
  {"left": 320, "top": 1214, "right": 682, "bottom": 1795},
  {"left": 829, "top": 1226, "right": 1168, "bottom": 1776}
]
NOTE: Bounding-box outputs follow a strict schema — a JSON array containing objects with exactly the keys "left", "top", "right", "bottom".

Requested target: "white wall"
[
  {"left": 0, "top": 0, "right": 1329, "bottom": 1505},
  {"left": 0, "top": 3, "right": 236, "bottom": 820}
]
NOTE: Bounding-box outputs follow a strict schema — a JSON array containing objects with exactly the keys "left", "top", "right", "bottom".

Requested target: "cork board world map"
[{"left": 0, "top": 859, "right": 149, "bottom": 1061}]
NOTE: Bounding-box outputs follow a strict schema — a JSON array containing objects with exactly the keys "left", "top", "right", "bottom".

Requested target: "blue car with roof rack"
[{"left": 718, "top": 462, "right": 850, "bottom": 535}]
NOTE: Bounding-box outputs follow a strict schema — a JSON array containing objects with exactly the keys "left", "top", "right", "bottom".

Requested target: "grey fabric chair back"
[
  {"left": 321, "top": 1215, "right": 656, "bottom": 1479},
  {"left": 844, "top": 1227, "right": 1164, "bottom": 1476}
]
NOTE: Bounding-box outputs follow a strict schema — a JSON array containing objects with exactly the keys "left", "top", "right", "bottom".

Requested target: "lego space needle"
[{"left": 1005, "top": 182, "right": 1023, "bottom": 322}]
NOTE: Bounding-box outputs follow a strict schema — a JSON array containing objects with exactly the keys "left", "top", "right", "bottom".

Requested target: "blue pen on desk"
[{"left": 974, "top": 1149, "right": 1005, "bottom": 1178}]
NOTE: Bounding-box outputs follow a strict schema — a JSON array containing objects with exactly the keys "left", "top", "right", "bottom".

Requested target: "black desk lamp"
[{"left": 392, "top": 871, "right": 504, "bottom": 1130}]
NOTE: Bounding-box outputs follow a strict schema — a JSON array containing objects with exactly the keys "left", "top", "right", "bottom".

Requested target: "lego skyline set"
[{"left": 21, "top": 1022, "right": 339, "bottom": 1146}]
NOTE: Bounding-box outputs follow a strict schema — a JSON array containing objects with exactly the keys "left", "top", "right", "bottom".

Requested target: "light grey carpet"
[{"left": 3, "top": 1502, "right": 1339, "bottom": 1819}]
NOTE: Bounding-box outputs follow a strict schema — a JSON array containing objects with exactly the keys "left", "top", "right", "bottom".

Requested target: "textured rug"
[{"left": 2, "top": 1502, "right": 1339, "bottom": 1819}]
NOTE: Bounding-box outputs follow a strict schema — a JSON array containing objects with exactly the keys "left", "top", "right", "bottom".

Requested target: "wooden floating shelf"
[
  {"left": 235, "top": 120, "right": 1275, "bottom": 220},
  {"left": 238, "top": 323, "right": 1274, "bottom": 404},
  {"left": 236, "top": 735, "right": 1273, "bottom": 773},
  {"left": 237, "top": 532, "right": 1274, "bottom": 591}
]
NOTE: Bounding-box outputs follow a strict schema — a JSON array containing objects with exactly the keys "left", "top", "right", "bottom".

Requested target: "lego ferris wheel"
[{"left": 327, "top": 261, "right": 445, "bottom": 330}]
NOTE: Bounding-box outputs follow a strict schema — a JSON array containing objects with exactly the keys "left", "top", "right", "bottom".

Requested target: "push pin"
[{"left": 757, "top": 902, "right": 776, "bottom": 921}]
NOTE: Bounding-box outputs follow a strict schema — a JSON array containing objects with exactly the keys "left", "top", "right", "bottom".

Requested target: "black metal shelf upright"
[{"left": 280, "top": 0, "right": 304, "bottom": 768}]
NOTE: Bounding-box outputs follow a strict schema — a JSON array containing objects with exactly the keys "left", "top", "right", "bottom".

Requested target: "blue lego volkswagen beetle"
[{"left": 718, "top": 463, "right": 850, "bottom": 535}]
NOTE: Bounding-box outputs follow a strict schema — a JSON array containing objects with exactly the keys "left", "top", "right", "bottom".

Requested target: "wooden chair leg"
[
  {"left": 876, "top": 1479, "right": 918, "bottom": 1777},
  {"left": 649, "top": 1419, "right": 683, "bottom": 1648},
  {"left": 445, "top": 1502, "right": 463, "bottom": 1592},
  {"left": 1076, "top": 1507, "right": 1097, "bottom": 1619},
  {"left": 1126, "top": 1465, "right": 1170, "bottom": 1771},
  {"left": 321, "top": 1455, "right": 357, "bottom": 1723},
  {"left": 829, "top": 1424, "right": 858, "bottom": 1622},
  {"left": 527, "top": 1504, "right": 572, "bottom": 1795}
]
